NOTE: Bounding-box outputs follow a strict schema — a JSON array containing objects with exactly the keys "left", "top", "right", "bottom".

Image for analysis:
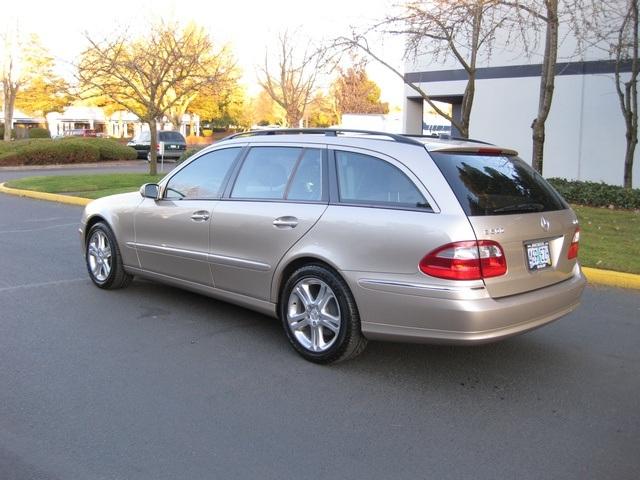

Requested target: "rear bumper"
[{"left": 350, "top": 268, "right": 586, "bottom": 344}]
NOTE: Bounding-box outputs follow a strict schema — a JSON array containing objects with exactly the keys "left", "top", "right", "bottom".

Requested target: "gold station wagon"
[{"left": 80, "top": 129, "right": 586, "bottom": 363}]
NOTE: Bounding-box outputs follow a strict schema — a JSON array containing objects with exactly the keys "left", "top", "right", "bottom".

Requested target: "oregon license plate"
[{"left": 526, "top": 241, "right": 551, "bottom": 270}]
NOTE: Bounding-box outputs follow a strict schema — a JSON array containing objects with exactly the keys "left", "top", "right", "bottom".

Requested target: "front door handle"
[
  {"left": 190, "top": 211, "right": 210, "bottom": 222},
  {"left": 273, "top": 216, "right": 298, "bottom": 228}
]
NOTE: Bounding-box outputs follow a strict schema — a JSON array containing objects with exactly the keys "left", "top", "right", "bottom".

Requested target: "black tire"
[
  {"left": 85, "top": 222, "right": 133, "bottom": 289},
  {"left": 279, "top": 264, "right": 367, "bottom": 364}
]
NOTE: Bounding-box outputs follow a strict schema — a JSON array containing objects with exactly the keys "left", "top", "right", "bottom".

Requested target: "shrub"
[
  {"left": 178, "top": 146, "right": 206, "bottom": 164},
  {"left": 60, "top": 137, "right": 137, "bottom": 161},
  {"left": 547, "top": 178, "right": 640, "bottom": 210},
  {"left": 28, "top": 127, "right": 51, "bottom": 139},
  {"left": 0, "top": 139, "right": 100, "bottom": 166},
  {"left": 0, "top": 137, "right": 137, "bottom": 166}
]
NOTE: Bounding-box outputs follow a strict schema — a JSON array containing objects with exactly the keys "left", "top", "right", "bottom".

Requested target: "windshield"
[{"left": 430, "top": 152, "right": 568, "bottom": 216}]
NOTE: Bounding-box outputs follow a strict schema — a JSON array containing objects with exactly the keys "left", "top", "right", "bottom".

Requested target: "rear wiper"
[{"left": 492, "top": 203, "right": 545, "bottom": 213}]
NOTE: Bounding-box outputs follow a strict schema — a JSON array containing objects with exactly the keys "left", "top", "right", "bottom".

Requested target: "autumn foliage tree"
[
  {"left": 2, "top": 34, "right": 62, "bottom": 140},
  {"left": 188, "top": 72, "right": 248, "bottom": 128},
  {"left": 77, "top": 21, "right": 235, "bottom": 174},
  {"left": 331, "top": 62, "right": 388, "bottom": 120}
]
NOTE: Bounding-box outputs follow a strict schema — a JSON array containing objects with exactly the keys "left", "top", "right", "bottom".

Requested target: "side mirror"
[{"left": 140, "top": 183, "right": 160, "bottom": 199}]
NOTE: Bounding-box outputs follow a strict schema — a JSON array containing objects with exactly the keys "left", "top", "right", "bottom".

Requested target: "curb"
[
  {"left": 1, "top": 182, "right": 639, "bottom": 290},
  {"left": 0, "top": 182, "right": 91, "bottom": 206},
  {"left": 582, "top": 267, "right": 640, "bottom": 290}
]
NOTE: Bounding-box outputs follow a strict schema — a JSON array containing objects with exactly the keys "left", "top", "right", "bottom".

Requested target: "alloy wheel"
[
  {"left": 87, "top": 230, "right": 112, "bottom": 282},
  {"left": 287, "top": 278, "right": 341, "bottom": 352}
]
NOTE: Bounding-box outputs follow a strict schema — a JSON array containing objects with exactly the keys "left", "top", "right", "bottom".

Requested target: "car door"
[
  {"left": 210, "top": 145, "right": 328, "bottom": 300},
  {"left": 134, "top": 147, "right": 243, "bottom": 286}
]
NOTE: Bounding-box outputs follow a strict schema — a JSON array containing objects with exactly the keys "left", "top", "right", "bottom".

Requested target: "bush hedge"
[
  {"left": 0, "top": 138, "right": 137, "bottom": 166},
  {"left": 547, "top": 178, "right": 640, "bottom": 210},
  {"left": 28, "top": 127, "right": 51, "bottom": 139},
  {"left": 66, "top": 138, "right": 137, "bottom": 161}
]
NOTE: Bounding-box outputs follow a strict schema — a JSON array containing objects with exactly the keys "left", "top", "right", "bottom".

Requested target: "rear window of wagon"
[{"left": 430, "top": 152, "right": 568, "bottom": 216}]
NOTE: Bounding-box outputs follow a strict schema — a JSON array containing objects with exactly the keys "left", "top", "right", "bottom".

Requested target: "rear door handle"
[
  {"left": 273, "top": 216, "right": 298, "bottom": 228},
  {"left": 190, "top": 211, "right": 210, "bottom": 221}
]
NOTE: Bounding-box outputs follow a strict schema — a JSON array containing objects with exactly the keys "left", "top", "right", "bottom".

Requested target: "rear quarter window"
[
  {"left": 335, "top": 150, "right": 430, "bottom": 210},
  {"left": 430, "top": 152, "right": 568, "bottom": 216}
]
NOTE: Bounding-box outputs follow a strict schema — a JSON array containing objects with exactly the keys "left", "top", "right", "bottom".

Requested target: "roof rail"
[{"left": 222, "top": 128, "right": 425, "bottom": 146}]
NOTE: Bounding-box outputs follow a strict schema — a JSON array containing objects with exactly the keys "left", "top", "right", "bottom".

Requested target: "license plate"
[{"left": 526, "top": 241, "right": 551, "bottom": 270}]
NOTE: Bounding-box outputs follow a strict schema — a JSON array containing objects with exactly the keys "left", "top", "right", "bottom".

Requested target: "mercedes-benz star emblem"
[{"left": 540, "top": 216, "right": 550, "bottom": 232}]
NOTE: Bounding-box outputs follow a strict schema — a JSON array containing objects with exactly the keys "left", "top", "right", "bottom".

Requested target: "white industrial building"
[{"left": 402, "top": 28, "right": 638, "bottom": 187}]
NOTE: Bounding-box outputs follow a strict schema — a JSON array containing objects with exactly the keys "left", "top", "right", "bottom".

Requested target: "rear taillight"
[
  {"left": 567, "top": 228, "right": 580, "bottom": 259},
  {"left": 419, "top": 240, "right": 507, "bottom": 280}
]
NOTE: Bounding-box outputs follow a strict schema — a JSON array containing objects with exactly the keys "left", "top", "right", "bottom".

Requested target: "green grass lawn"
[
  {"left": 6, "top": 173, "right": 165, "bottom": 199},
  {"left": 573, "top": 205, "right": 640, "bottom": 274},
  {"left": 4, "top": 174, "right": 640, "bottom": 274}
]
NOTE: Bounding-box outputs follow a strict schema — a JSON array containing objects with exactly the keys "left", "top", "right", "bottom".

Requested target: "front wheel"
[
  {"left": 280, "top": 264, "right": 367, "bottom": 364},
  {"left": 85, "top": 222, "right": 132, "bottom": 289}
]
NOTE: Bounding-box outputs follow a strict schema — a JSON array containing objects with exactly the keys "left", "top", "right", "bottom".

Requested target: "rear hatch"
[
  {"left": 430, "top": 149, "right": 579, "bottom": 298},
  {"left": 159, "top": 131, "right": 186, "bottom": 153}
]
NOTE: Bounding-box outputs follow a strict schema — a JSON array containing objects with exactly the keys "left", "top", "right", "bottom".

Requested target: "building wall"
[{"left": 403, "top": 24, "right": 639, "bottom": 187}]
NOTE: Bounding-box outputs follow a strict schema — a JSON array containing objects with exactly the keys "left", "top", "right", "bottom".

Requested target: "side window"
[
  {"left": 286, "top": 149, "right": 323, "bottom": 201},
  {"left": 164, "top": 147, "right": 240, "bottom": 200},
  {"left": 335, "top": 151, "right": 430, "bottom": 209},
  {"left": 231, "top": 147, "right": 302, "bottom": 199}
]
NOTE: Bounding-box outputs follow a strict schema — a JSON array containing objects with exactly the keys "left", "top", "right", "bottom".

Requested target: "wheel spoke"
[
  {"left": 289, "top": 315, "right": 309, "bottom": 331},
  {"left": 88, "top": 244, "right": 99, "bottom": 258},
  {"left": 314, "top": 284, "right": 328, "bottom": 305},
  {"left": 294, "top": 284, "right": 313, "bottom": 308},
  {"left": 102, "top": 245, "right": 112, "bottom": 259},
  {"left": 320, "top": 313, "right": 340, "bottom": 333},
  {"left": 92, "top": 262, "right": 101, "bottom": 277},
  {"left": 310, "top": 325, "right": 324, "bottom": 351}
]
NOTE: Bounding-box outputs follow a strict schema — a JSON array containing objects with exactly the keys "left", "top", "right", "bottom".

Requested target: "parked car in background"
[
  {"left": 80, "top": 128, "right": 586, "bottom": 363},
  {"left": 64, "top": 129, "right": 97, "bottom": 137},
  {"left": 127, "top": 130, "right": 187, "bottom": 161}
]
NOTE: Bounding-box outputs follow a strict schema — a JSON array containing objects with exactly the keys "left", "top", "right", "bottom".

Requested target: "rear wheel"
[
  {"left": 280, "top": 264, "right": 367, "bottom": 364},
  {"left": 85, "top": 222, "right": 132, "bottom": 289}
]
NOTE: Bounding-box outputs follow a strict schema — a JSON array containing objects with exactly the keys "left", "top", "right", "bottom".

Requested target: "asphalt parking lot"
[{"left": 0, "top": 174, "right": 639, "bottom": 479}]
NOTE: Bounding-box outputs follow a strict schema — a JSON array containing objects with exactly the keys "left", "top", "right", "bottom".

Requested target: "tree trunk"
[
  {"left": 459, "top": 72, "right": 475, "bottom": 139},
  {"left": 623, "top": 137, "right": 636, "bottom": 188},
  {"left": 625, "top": 0, "right": 638, "bottom": 188},
  {"left": 148, "top": 120, "right": 158, "bottom": 176},
  {"left": 286, "top": 110, "right": 301, "bottom": 128},
  {"left": 3, "top": 87, "right": 17, "bottom": 141},
  {"left": 531, "top": 0, "right": 559, "bottom": 174}
]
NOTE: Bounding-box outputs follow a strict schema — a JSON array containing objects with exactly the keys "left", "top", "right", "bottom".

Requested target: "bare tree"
[
  {"left": 613, "top": 0, "right": 638, "bottom": 188},
  {"left": 498, "top": 0, "right": 559, "bottom": 174},
  {"left": 336, "top": 1, "right": 511, "bottom": 138},
  {"left": 77, "top": 21, "right": 234, "bottom": 174},
  {"left": 258, "top": 30, "right": 334, "bottom": 127}
]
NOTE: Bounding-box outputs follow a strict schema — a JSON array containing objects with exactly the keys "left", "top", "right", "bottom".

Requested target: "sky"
[{"left": 3, "top": 0, "right": 407, "bottom": 107}]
